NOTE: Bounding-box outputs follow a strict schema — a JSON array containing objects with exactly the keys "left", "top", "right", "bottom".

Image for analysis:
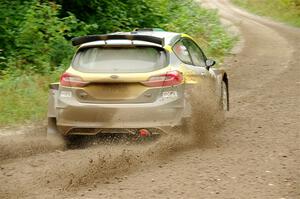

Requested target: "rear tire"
[{"left": 220, "top": 81, "right": 229, "bottom": 111}]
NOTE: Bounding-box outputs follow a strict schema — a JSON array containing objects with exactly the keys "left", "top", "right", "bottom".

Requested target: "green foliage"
[
  {"left": 232, "top": 0, "right": 300, "bottom": 27},
  {"left": 6, "top": 1, "right": 94, "bottom": 74},
  {"left": 54, "top": 0, "right": 163, "bottom": 33},
  {"left": 157, "top": 0, "right": 234, "bottom": 57},
  {"left": 55, "top": 0, "right": 234, "bottom": 57},
  {"left": 0, "top": 0, "right": 29, "bottom": 70}
]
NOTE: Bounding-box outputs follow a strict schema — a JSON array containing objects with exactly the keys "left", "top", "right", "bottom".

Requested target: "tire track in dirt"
[
  {"left": 0, "top": 125, "right": 67, "bottom": 163},
  {"left": 0, "top": 136, "right": 65, "bottom": 162}
]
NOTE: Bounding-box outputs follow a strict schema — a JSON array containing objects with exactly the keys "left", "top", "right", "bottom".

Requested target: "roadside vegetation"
[
  {"left": 0, "top": 0, "right": 234, "bottom": 126},
  {"left": 232, "top": 0, "right": 300, "bottom": 27}
]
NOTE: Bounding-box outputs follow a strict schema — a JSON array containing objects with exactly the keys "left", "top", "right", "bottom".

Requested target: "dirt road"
[{"left": 0, "top": 0, "right": 299, "bottom": 198}]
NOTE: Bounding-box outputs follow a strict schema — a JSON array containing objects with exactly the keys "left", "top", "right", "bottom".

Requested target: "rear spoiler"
[{"left": 71, "top": 34, "right": 165, "bottom": 47}]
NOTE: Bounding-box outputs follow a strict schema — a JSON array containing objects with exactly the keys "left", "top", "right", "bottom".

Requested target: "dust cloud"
[
  {"left": 56, "top": 81, "right": 223, "bottom": 191},
  {"left": 0, "top": 129, "right": 66, "bottom": 162}
]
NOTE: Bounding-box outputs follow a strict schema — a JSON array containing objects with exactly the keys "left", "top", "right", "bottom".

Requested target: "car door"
[
  {"left": 173, "top": 38, "right": 210, "bottom": 86},
  {"left": 172, "top": 38, "right": 212, "bottom": 118}
]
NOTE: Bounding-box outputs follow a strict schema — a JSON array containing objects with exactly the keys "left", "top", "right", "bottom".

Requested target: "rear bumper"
[{"left": 56, "top": 96, "right": 184, "bottom": 135}]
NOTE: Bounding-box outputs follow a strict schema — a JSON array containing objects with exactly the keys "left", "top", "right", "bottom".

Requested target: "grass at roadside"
[
  {"left": 0, "top": 72, "right": 61, "bottom": 126},
  {"left": 231, "top": 0, "right": 300, "bottom": 27}
]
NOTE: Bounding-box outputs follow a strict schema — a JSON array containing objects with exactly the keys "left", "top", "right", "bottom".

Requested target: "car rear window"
[{"left": 72, "top": 46, "right": 167, "bottom": 73}]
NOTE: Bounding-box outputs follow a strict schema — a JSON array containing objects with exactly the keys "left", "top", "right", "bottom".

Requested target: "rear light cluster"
[
  {"left": 60, "top": 73, "right": 89, "bottom": 87},
  {"left": 142, "top": 71, "right": 183, "bottom": 87},
  {"left": 60, "top": 70, "right": 183, "bottom": 88}
]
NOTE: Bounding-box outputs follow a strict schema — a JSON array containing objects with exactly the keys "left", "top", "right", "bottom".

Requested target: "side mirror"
[{"left": 205, "top": 59, "right": 216, "bottom": 69}]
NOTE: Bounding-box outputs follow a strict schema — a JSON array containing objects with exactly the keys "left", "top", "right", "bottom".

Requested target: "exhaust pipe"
[{"left": 138, "top": 129, "right": 151, "bottom": 137}]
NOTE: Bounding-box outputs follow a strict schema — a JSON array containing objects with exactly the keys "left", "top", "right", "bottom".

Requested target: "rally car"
[{"left": 47, "top": 28, "right": 229, "bottom": 140}]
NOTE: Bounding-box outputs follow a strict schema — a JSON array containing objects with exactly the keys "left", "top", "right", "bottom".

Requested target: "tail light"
[
  {"left": 142, "top": 71, "right": 183, "bottom": 87},
  {"left": 60, "top": 72, "right": 89, "bottom": 87}
]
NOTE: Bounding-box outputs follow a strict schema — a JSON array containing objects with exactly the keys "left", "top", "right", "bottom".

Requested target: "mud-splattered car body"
[{"left": 47, "top": 29, "right": 229, "bottom": 137}]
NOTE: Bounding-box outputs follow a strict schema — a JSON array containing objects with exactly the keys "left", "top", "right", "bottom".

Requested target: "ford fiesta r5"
[{"left": 47, "top": 28, "right": 229, "bottom": 140}]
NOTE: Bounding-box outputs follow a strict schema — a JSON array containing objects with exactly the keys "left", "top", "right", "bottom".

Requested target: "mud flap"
[
  {"left": 47, "top": 117, "right": 66, "bottom": 148},
  {"left": 47, "top": 117, "right": 59, "bottom": 136}
]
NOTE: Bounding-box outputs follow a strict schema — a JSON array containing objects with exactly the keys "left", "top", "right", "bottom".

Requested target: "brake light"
[
  {"left": 60, "top": 72, "right": 89, "bottom": 87},
  {"left": 142, "top": 71, "right": 183, "bottom": 87}
]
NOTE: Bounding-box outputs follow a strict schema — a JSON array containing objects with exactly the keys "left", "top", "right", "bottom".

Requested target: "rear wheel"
[{"left": 220, "top": 81, "right": 229, "bottom": 111}]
